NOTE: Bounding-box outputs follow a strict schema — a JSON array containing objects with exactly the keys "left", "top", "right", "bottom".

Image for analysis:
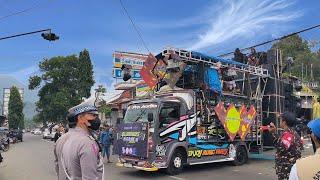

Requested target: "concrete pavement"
[
  {"left": 0, "top": 133, "right": 56, "bottom": 180},
  {"left": 0, "top": 133, "right": 313, "bottom": 180}
]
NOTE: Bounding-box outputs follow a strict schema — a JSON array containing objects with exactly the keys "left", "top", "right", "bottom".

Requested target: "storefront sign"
[
  {"left": 113, "top": 52, "right": 147, "bottom": 69},
  {"left": 136, "top": 83, "right": 152, "bottom": 97},
  {"left": 113, "top": 68, "right": 142, "bottom": 80}
]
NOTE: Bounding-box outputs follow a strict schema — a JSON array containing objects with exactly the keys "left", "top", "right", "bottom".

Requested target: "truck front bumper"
[{"left": 116, "top": 161, "right": 159, "bottom": 172}]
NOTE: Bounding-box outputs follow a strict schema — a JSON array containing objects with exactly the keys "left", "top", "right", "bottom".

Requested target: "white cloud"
[{"left": 187, "top": 0, "right": 303, "bottom": 50}]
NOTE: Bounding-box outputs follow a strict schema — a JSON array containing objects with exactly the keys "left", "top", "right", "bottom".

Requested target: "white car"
[
  {"left": 43, "top": 129, "right": 56, "bottom": 140},
  {"left": 33, "top": 129, "right": 42, "bottom": 135}
]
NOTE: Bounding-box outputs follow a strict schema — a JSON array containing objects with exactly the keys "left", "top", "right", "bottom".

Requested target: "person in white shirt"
[{"left": 289, "top": 119, "right": 320, "bottom": 180}]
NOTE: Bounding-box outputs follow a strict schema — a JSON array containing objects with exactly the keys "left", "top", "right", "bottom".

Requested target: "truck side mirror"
[
  {"left": 147, "top": 113, "right": 153, "bottom": 123},
  {"left": 187, "top": 110, "right": 194, "bottom": 116}
]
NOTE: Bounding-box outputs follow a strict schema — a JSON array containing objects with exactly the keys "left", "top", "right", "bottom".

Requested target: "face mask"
[{"left": 88, "top": 118, "right": 101, "bottom": 131}]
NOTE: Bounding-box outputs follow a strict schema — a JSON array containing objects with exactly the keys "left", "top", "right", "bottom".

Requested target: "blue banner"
[{"left": 113, "top": 68, "right": 142, "bottom": 80}]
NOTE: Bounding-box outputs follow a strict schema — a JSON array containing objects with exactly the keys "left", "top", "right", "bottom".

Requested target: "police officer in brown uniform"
[
  {"left": 289, "top": 119, "right": 320, "bottom": 180},
  {"left": 268, "top": 112, "right": 303, "bottom": 180},
  {"left": 54, "top": 104, "right": 103, "bottom": 180}
]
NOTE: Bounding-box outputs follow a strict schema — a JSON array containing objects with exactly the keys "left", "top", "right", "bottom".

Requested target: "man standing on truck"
[{"left": 268, "top": 112, "right": 303, "bottom": 180}]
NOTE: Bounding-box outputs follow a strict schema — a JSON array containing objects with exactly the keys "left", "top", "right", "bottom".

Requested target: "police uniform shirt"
[
  {"left": 54, "top": 127, "right": 103, "bottom": 180},
  {"left": 289, "top": 148, "right": 320, "bottom": 180}
]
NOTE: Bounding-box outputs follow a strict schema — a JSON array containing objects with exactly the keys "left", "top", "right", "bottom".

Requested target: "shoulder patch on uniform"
[
  {"left": 281, "top": 131, "right": 294, "bottom": 149},
  {"left": 91, "top": 143, "right": 99, "bottom": 156}
]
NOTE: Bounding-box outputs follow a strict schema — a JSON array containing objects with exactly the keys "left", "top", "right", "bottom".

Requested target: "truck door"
[{"left": 159, "top": 102, "right": 180, "bottom": 129}]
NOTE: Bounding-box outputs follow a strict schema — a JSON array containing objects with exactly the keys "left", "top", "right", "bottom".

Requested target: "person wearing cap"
[
  {"left": 54, "top": 103, "right": 103, "bottom": 180},
  {"left": 268, "top": 112, "right": 303, "bottom": 180},
  {"left": 289, "top": 119, "right": 320, "bottom": 180}
]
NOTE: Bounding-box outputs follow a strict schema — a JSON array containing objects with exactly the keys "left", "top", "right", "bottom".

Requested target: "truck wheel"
[
  {"left": 166, "top": 149, "right": 185, "bottom": 175},
  {"left": 232, "top": 145, "right": 248, "bottom": 166}
]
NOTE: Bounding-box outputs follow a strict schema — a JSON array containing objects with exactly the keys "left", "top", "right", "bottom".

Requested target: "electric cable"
[{"left": 118, "top": 0, "right": 151, "bottom": 53}]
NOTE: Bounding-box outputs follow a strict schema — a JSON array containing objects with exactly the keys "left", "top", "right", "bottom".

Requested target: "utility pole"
[{"left": 311, "top": 64, "right": 314, "bottom": 80}]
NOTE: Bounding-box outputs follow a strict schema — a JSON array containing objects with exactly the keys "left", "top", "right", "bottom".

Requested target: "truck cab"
[{"left": 115, "top": 89, "right": 249, "bottom": 175}]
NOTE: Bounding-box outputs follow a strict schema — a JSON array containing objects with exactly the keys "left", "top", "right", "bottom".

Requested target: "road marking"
[{"left": 169, "top": 176, "right": 187, "bottom": 180}]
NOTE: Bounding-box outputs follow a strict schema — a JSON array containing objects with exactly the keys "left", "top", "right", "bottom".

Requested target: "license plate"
[{"left": 124, "top": 163, "right": 133, "bottom": 168}]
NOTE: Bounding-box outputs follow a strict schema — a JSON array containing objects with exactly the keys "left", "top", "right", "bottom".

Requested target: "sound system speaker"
[
  {"left": 267, "top": 49, "right": 277, "bottom": 65},
  {"left": 262, "top": 114, "right": 278, "bottom": 146}
]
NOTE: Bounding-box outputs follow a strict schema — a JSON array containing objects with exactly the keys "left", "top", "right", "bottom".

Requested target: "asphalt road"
[{"left": 0, "top": 133, "right": 314, "bottom": 180}]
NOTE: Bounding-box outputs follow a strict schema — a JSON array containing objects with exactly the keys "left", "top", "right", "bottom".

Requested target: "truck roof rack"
[{"left": 162, "top": 47, "right": 269, "bottom": 78}]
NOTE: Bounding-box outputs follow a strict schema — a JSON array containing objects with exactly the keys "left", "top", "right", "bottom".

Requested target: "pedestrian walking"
[
  {"left": 0, "top": 151, "right": 3, "bottom": 163},
  {"left": 289, "top": 119, "right": 320, "bottom": 180},
  {"left": 54, "top": 126, "right": 65, "bottom": 143},
  {"left": 54, "top": 103, "right": 103, "bottom": 180},
  {"left": 268, "top": 112, "right": 303, "bottom": 180},
  {"left": 100, "top": 124, "right": 113, "bottom": 163}
]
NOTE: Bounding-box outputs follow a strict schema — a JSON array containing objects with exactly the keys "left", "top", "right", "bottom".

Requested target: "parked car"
[
  {"left": 33, "top": 129, "right": 42, "bottom": 135},
  {"left": 30, "top": 129, "right": 35, "bottom": 134},
  {"left": 8, "top": 129, "right": 23, "bottom": 143},
  {"left": 14, "top": 129, "right": 23, "bottom": 142},
  {"left": 42, "top": 129, "right": 56, "bottom": 140}
]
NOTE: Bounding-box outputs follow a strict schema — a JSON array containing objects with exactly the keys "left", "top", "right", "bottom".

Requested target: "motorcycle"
[{"left": 0, "top": 137, "right": 9, "bottom": 152}]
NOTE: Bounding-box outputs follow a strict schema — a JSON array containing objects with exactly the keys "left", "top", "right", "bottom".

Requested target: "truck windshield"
[{"left": 123, "top": 103, "right": 158, "bottom": 123}]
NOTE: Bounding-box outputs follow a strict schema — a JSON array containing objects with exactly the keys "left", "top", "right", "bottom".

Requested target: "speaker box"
[
  {"left": 262, "top": 114, "right": 278, "bottom": 146},
  {"left": 267, "top": 49, "right": 277, "bottom": 65}
]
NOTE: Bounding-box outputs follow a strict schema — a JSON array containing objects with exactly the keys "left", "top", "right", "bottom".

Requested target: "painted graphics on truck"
[{"left": 115, "top": 91, "right": 250, "bottom": 174}]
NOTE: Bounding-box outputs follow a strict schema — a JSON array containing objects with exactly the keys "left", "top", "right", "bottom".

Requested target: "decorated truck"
[{"left": 114, "top": 47, "right": 300, "bottom": 174}]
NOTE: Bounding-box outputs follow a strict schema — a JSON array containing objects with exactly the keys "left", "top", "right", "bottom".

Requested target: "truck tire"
[
  {"left": 232, "top": 145, "right": 248, "bottom": 166},
  {"left": 166, "top": 149, "right": 185, "bottom": 175}
]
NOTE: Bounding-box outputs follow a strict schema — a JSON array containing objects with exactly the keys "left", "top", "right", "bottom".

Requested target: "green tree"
[
  {"left": 8, "top": 86, "right": 24, "bottom": 129},
  {"left": 98, "top": 102, "right": 112, "bottom": 119},
  {"left": 272, "top": 35, "right": 320, "bottom": 83},
  {"left": 78, "top": 49, "right": 95, "bottom": 99},
  {"left": 29, "top": 50, "right": 95, "bottom": 123}
]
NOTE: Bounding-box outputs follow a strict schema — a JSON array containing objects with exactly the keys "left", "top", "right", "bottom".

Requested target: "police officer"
[
  {"left": 54, "top": 103, "right": 103, "bottom": 180},
  {"left": 268, "top": 112, "right": 303, "bottom": 180},
  {"left": 289, "top": 119, "right": 320, "bottom": 180}
]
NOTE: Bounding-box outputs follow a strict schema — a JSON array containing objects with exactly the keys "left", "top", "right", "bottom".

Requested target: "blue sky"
[{"left": 0, "top": 0, "right": 320, "bottom": 95}]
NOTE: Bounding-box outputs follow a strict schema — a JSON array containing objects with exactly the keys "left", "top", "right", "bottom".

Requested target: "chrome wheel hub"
[{"left": 173, "top": 157, "right": 182, "bottom": 168}]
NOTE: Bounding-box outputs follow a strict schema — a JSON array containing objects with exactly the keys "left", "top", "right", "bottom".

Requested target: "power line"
[
  {"left": 118, "top": 0, "right": 150, "bottom": 53},
  {"left": 218, "top": 24, "right": 320, "bottom": 57},
  {"left": 0, "top": 0, "right": 49, "bottom": 22}
]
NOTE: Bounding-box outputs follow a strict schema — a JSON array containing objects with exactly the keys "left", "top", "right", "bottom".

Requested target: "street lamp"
[{"left": 0, "top": 29, "right": 59, "bottom": 41}]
